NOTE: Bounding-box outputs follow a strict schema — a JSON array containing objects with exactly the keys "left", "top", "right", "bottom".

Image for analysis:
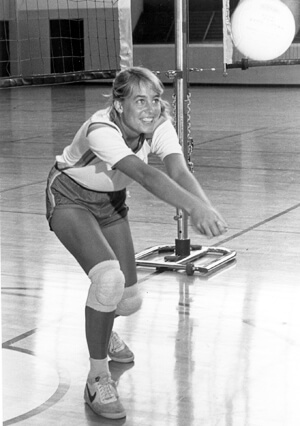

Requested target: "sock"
[{"left": 88, "top": 357, "right": 109, "bottom": 382}]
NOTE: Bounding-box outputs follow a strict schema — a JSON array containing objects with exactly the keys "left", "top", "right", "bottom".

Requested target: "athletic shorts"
[{"left": 45, "top": 164, "right": 128, "bottom": 230}]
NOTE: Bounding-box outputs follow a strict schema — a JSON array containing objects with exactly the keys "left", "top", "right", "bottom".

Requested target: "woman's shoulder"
[
  {"left": 90, "top": 108, "right": 112, "bottom": 124},
  {"left": 145, "top": 116, "right": 173, "bottom": 139},
  {"left": 88, "top": 108, "right": 121, "bottom": 134},
  {"left": 156, "top": 115, "right": 173, "bottom": 127},
  {"left": 154, "top": 116, "right": 176, "bottom": 136}
]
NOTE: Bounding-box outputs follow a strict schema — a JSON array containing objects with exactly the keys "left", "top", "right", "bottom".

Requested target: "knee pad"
[
  {"left": 115, "top": 283, "right": 143, "bottom": 316},
  {"left": 86, "top": 260, "right": 125, "bottom": 312}
]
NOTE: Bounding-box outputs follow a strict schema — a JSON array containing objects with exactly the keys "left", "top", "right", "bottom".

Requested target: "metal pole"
[
  {"left": 174, "top": 0, "right": 190, "bottom": 256},
  {"left": 135, "top": 1, "right": 237, "bottom": 274}
]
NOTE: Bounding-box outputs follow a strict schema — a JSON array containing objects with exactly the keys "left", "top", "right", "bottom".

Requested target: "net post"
[
  {"left": 117, "top": 0, "right": 133, "bottom": 69},
  {"left": 174, "top": 0, "right": 190, "bottom": 257},
  {"left": 222, "top": 0, "right": 233, "bottom": 75},
  {"left": 135, "top": 0, "right": 237, "bottom": 275}
]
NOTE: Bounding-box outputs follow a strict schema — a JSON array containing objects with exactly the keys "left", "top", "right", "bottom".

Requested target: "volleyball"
[{"left": 231, "top": 0, "right": 296, "bottom": 61}]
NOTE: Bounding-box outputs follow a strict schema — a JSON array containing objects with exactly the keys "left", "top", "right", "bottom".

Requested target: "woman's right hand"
[{"left": 190, "top": 204, "right": 228, "bottom": 239}]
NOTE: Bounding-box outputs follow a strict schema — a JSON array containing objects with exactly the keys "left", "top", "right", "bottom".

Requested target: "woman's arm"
[
  {"left": 163, "top": 153, "right": 214, "bottom": 206},
  {"left": 114, "top": 154, "right": 227, "bottom": 238},
  {"left": 163, "top": 153, "right": 228, "bottom": 230}
]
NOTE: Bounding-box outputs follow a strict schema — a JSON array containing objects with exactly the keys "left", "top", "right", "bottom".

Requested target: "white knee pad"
[
  {"left": 86, "top": 260, "right": 125, "bottom": 312},
  {"left": 115, "top": 283, "right": 143, "bottom": 316}
]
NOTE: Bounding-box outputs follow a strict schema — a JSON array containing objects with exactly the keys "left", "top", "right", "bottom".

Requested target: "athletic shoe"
[
  {"left": 108, "top": 331, "right": 134, "bottom": 363},
  {"left": 84, "top": 374, "right": 126, "bottom": 419}
]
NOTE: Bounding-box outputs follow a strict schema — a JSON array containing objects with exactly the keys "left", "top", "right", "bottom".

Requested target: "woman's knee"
[
  {"left": 87, "top": 260, "right": 125, "bottom": 312},
  {"left": 115, "top": 282, "right": 143, "bottom": 316}
]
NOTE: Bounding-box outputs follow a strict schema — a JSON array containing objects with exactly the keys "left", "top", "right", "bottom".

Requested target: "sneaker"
[
  {"left": 108, "top": 331, "right": 134, "bottom": 363},
  {"left": 84, "top": 374, "right": 126, "bottom": 419}
]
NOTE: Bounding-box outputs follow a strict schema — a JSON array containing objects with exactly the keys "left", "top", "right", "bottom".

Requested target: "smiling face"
[{"left": 116, "top": 82, "right": 162, "bottom": 139}]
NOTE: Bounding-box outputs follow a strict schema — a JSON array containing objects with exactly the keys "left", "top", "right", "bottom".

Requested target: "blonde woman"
[{"left": 46, "top": 67, "right": 228, "bottom": 419}]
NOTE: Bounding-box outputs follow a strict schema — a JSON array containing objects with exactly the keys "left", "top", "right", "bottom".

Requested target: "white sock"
[{"left": 88, "top": 357, "right": 109, "bottom": 382}]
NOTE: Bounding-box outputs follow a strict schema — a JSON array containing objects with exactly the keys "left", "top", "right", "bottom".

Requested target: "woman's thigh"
[
  {"left": 102, "top": 217, "right": 137, "bottom": 287},
  {"left": 50, "top": 205, "right": 137, "bottom": 285},
  {"left": 51, "top": 205, "right": 117, "bottom": 274}
]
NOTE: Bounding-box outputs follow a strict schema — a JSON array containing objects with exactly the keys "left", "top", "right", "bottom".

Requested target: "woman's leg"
[
  {"left": 51, "top": 206, "right": 119, "bottom": 358},
  {"left": 101, "top": 218, "right": 140, "bottom": 362},
  {"left": 101, "top": 216, "right": 137, "bottom": 287},
  {"left": 103, "top": 217, "right": 143, "bottom": 318},
  {"left": 51, "top": 206, "right": 117, "bottom": 274},
  {"left": 50, "top": 205, "right": 128, "bottom": 418}
]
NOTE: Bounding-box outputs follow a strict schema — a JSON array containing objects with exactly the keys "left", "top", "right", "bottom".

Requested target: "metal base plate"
[{"left": 135, "top": 244, "right": 237, "bottom": 276}]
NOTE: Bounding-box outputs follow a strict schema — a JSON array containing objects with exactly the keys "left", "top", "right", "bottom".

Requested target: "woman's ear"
[{"left": 114, "top": 100, "right": 123, "bottom": 114}]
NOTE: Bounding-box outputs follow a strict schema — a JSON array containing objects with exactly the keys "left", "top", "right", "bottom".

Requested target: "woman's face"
[{"left": 118, "top": 82, "right": 162, "bottom": 138}]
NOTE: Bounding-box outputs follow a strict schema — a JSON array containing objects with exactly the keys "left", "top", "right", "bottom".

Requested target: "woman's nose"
[
  {"left": 145, "top": 100, "right": 153, "bottom": 112},
  {"left": 145, "top": 100, "right": 157, "bottom": 113}
]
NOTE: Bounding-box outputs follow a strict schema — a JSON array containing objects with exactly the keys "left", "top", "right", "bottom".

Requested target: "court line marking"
[
  {"left": 0, "top": 180, "right": 46, "bottom": 194},
  {"left": 194, "top": 127, "right": 270, "bottom": 146},
  {"left": 214, "top": 202, "right": 300, "bottom": 247},
  {"left": 194, "top": 124, "right": 300, "bottom": 147},
  {"left": 2, "top": 202, "right": 299, "bottom": 423},
  {"left": 2, "top": 346, "right": 70, "bottom": 426},
  {"left": 2, "top": 329, "right": 71, "bottom": 426},
  {"left": 2, "top": 329, "right": 39, "bottom": 348},
  {"left": 1, "top": 290, "right": 42, "bottom": 298}
]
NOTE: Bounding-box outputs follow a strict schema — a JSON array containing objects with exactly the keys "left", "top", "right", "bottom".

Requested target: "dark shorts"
[{"left": 46, "top": 165, "right": 128, "bottom": 230}]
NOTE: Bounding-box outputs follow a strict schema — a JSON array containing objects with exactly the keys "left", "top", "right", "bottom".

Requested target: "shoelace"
[
  {"left": 110, "top": 332, "right": 124, "bottom": 352},
  {"left": 96, "top": 378, "right": 116, "bottom": 402}
]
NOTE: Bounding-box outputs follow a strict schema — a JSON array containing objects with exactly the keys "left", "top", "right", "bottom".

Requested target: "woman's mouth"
[{"left": 142, "top": 118, "right": 154, "bottom": 123}]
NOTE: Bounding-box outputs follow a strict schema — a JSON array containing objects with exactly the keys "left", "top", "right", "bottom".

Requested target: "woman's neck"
[{"left": 113, "top": 113, "right": 141, "bottom": 149}]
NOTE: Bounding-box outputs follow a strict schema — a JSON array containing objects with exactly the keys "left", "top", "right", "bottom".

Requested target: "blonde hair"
[{"left": 109, "top": 67, "right": 171, "bottom": 122}]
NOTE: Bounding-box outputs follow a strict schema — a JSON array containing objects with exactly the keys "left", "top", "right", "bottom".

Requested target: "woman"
[{"left": 46, "top": 66, "right": 228, "bottom": 419}]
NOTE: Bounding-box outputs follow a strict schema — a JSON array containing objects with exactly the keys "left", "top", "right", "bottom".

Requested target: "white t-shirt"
[{"left": 56, "top": 108, "right": 183, "bottom": 191}]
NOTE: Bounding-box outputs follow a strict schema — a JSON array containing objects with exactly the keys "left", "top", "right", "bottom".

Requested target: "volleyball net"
[
  {"left": 0, "top": 0, "right": 132, "bottom": 88},
  {"left": 223, "top": 0, "right": 300, "bottom": 72}
]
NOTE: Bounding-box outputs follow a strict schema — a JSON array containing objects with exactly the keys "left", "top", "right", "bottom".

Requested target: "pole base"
[{"left": 135, "top": 244, "right": 237, "bottom": 276}]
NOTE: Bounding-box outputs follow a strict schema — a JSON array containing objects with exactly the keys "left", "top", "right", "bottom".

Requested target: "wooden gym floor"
[{"left": 1, "top": 81, "right": 300, "bottom": 426}]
